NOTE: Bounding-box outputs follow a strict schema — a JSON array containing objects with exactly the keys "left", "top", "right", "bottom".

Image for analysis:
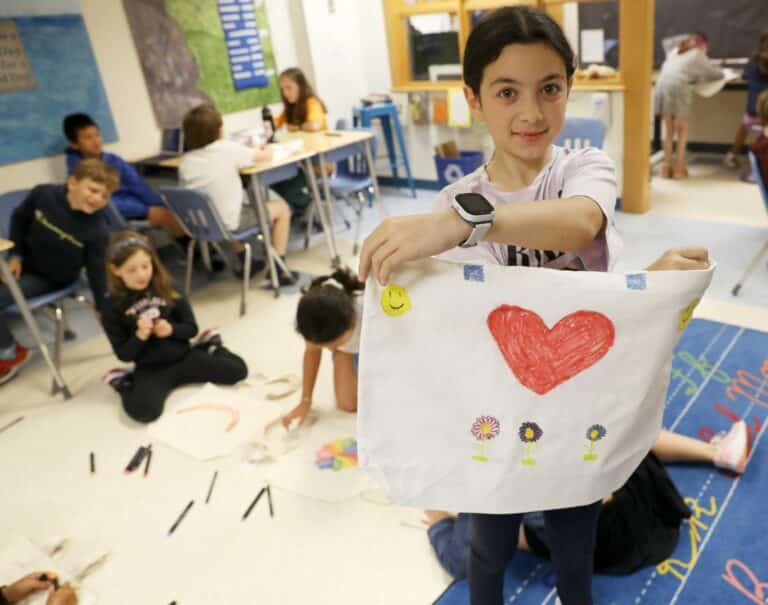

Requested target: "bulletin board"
[
  {"left": 0, "top": 1, "right": 117, "bottom": 166},
  {"left": 123, "top": 0, "right": 281, "bottom": 128}
]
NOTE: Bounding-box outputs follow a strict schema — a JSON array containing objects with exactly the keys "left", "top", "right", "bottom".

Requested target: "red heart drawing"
[{"left": 487, "top": 305, "right": 615, "bottom": 395}]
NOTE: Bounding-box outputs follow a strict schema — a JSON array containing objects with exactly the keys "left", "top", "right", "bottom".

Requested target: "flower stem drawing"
[
  {"left": 471, "top": 415, "right": 500, "bottom": 462},
  {"left": 584, "top": 424, "right": 607, "bottom": 461},
  {"left": 518, "top": 422, "right": 543, "bottom": 466}
]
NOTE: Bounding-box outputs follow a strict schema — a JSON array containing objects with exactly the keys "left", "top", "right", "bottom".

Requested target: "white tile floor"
[{"left": 0, "top": 156, "right": 766, "bottom": 604}]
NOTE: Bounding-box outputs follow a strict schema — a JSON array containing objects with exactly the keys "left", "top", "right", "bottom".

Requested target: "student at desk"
[
  {"left": 179, "top": 104, "right": 297, "bottom": 284},
  {"left": 270, "top": 68, "right": 329, "bottom": 214}
]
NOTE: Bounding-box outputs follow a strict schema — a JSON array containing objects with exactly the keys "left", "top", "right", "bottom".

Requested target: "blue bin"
[{"left": 434, "top": 151, "right": 484, "bottom": 188}]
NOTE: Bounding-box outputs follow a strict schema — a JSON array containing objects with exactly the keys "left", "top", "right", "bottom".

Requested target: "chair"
[
  {"left": 731, "top": 151, "right": 768, "bottom": 296},
  {"left": 555, "top": 117, "right": 606, "bottom": 149},
  {"left": 160, "top": 187, "right": 271, "bottom": 315},
  {"left": 326, "top": 118, "right": 378, "bottom": 254},
  {"left": 0, "top": 189, "right": 88, "bottom": 395},
  {"left": 101, "top": 200, "right": 130, "bottom": 232}
]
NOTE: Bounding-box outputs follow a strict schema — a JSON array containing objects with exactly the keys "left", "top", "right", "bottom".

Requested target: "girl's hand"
[
  {"left": 646, "top": 247, "right": 709, "bottom": 271},
  {"left": 2, "top": 572, "right": 55, "bottom": 603},
  {"left": 422, "top": 510, "right": 455, "bottom": 527},
  {"left": 47, "top": 584, "right": 77, "bottom": 605},
  {"left": 282, "top": 400, "right": 311, "bottom": 429},
  {"left": 359, "top": 210, "right": 471, "bottom": 285},
  {"left": 153, "top": 319, "right": 173, "bottom": 339},
  {"left": 3, "top": 257, "right": 22, "bottom": 282},
  {"left": 135, "top": 315, "right": 153, "bottom": 341}
]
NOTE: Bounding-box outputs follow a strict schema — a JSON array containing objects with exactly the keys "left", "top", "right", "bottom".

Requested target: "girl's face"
[
  {"left": 111, "top": 249, "right": 154, "bottom": 291},
  {"left": 465, "top": 43, "right": 570, "bottom": 164},
  {"left": 280, "top": 76, "right": 300, "bottom": 104}
]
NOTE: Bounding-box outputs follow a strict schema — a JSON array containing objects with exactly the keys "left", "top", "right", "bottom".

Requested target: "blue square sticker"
[
  {"left": 626, "top": 273, "right": 647, "bottom": 290},
  {"left": 464, "top": 264, "right": 485, "bottom": 283}
]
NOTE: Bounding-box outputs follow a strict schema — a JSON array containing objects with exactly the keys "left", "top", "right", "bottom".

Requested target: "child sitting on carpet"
[
  {"left": 282, "top": 268, "right": 363, "bottom": 428},
  {"left": 100, "top": 231, "right": 248, "bottom": 423}
]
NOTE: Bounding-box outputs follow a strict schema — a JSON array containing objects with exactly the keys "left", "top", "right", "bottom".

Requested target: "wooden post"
[{"left": 620, "top": 0, "right": 655, "bottom": 213}]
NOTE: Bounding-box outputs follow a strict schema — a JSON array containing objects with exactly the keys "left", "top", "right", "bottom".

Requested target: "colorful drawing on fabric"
[
  {"left": 381, "top": 284, "right": 412, "bottom": 317},
  {"left": 671, "top": 350, "right": 731, "bottom": 396},
  {"left": 678, "top": 299, "right": 700, "bottom": 331},
  {"left": 176, "top": 403, "right": 241, "bottom": 432},
  {"left": 722, "top": 559, "right": 768, "bottom": 605},
  {"left": 470, "top": 415, "right": 500, "bottom": 462},
  {"left": 518, "top": 421, "right": 543, "bottom": 466},
  {"left": 583, "top": 424, "right": 607, "bottom": 461},
  {"left": 487, "top": 306, "right": 615, "bottom": 395},
  {"left": 656, "top": 496, "right": 717, "bottom": 582},
  {"left": 315, "top": 438, "right": 358, "bottom": 471}
]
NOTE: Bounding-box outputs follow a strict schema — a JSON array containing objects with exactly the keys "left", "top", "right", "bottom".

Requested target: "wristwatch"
[{"left": 451, "top": 193, "right": 495, "bottom": 248}]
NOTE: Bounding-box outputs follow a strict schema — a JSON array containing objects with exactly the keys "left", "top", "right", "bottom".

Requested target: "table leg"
[
  {"left": 246, "top": 175, "right": 280, "bottom": 297},
  {"left": 303, "top": 158, "right": 340, "bottom": 268},
  {"left": 0, "top": 258, "right": 71, "bottom": 398},
  {"left": 363, "top": 139, "right": 388, "bottom": 218},
  {"left": 317, "top": 152, "right": 342, "bottom": 269}
]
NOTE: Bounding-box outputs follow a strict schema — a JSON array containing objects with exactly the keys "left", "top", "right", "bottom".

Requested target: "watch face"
[{"left": 455, "top": 193, "right": 494, "bottom": 216}]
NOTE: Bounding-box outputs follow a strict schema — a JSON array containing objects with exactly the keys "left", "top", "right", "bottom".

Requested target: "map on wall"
[
  {"left": 0, "top": 0, "right": 117, "bottom": 166},
  {"left": 123, "top": 0, "right": 281, "bottom": 128}
]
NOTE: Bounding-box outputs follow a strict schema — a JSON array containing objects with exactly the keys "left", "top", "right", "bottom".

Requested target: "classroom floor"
[{"left": 1, "top": 154, "right": 766, "bottom": 604}]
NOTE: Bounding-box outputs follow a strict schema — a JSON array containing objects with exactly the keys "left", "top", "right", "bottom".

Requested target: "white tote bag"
[{"left": 357, "top": 258, "right": 714, "bottom": 514}]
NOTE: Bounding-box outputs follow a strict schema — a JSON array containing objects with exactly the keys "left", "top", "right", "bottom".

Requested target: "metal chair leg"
[
  {"left": 731, "top": 240, "right": 768, "bottom": 296},
  {"left": 185, "top": 239, "right": 195, "bottom": 296},
  {"left": 50, "top": 305, "right": 64, "bottom": 396},
  {"left": 241, "top": 241, "right": 251, "bottom": 317},
  {"left": 353, "top": 191, "right": 366, "bottom": 255}
]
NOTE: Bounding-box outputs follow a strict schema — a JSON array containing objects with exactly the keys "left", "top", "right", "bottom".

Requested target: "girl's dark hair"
[
  {"left": 463, "top": 6, "right": 575, "bottom": 97},
  {"left": 279, "top": 67, "right": 327, "bottom": 126},
  {"left": 295, "top": 268, "right": 364, "bottom": 344},
  {"left": 107, "top": 231, "right": 180, "bottom": 302}
]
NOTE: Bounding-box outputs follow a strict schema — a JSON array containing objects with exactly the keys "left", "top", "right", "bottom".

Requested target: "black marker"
[
  {"left": 242, "top": 487, "right": 266, "bottom": 521},
  {"left": 124, "top": 445, "right": 148, "bottom": 474},
  {"left": 38, "top": 574, "right": 59, "bottom": 590},
  {"left": 205, "top": 470, "right": 218, "bottom": 504},
  {"left": 143, "top": 446, "right": 152, "bottom": 477},
  {"left": 266, "top": 484, "right": 274, "bottom": 518},
  {"left": 90, "top": 452, "right": 95, "bottom": 475},
  {"left": 168, "top": 500, "right": 194, "bottom": 536},
  {"left": 0, "top": 416, "right": 23, "bottom": 435}
]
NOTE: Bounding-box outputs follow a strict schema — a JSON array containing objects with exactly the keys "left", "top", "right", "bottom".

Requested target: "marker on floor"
[
  {"left": 242, "top": 487, "right": 266, "bottom": 521},
  {"left": 90, "top": 452, "right": 95, "bottom": 476},
  {"left": 205, "top": 470, "right": 218, "bottom": 504},
  {"left": 0, "top": 416, "right": 24, "bottom": 435},
  {"left": 168, "top": 500, "right": 194, "bottom": 536}
]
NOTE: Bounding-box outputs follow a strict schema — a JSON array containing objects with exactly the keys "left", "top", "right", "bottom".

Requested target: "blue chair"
[
  {"left": 555, "top": 117, "right": 606, "bottom": 149},
  {"left": 0, "top": 189, "right": 88, "bottom": 395},
  {"left": 326, "top": 118, "right": 378, "bottom": 254},
  {"left": 160, "top": 187, "right": 268, "bottom": 315},
  {"left": 353, "top": 102, "right": 416, "bottom": 197},
  {"left": 731, "top": 151, "right": 768, "bottom": 296}
]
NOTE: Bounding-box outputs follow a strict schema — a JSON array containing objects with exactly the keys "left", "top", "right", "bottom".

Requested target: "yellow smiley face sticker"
[
  {"left": 381, "top": 284, "right": 412, "bottom": 317},
  {"left": 678, "top": 299, "right": 700, "bottom": 331}
]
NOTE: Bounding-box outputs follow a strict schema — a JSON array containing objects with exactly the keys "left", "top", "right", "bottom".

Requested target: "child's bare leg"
[
  {"left": 652, "top": 429, "right": 715, "bottom": 464},
  {"left": 333, "top": 351, "right": 357, "bottom": 412},
  {"left": 266, "top": 199, "right": 291, "bottom": 256},
  {"left": 674, "top": 115, "right": 689, "bottom": 177},
  {"left": 661, "top": 113, "right": 675, "bottom": 177},
  {"left": 517, "top": 524, "right": 530, "bottom": 551}
]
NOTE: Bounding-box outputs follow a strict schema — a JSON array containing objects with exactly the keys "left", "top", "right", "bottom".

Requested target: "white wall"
[{"left": 0, "top": 0, "right": 295, "bottom": 192}]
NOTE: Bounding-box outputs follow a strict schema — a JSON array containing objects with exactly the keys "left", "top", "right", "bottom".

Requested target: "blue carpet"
[{"left": 435, "top": 318, "right": 768, "bottom": 605}]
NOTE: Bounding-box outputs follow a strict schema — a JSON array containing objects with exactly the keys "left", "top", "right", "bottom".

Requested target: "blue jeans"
[
  {"left": 0, "top": 272, "right": 59, "bottom": 348},
  {"left": 469, "top": 500, "right": 602, "bottom": 605}
]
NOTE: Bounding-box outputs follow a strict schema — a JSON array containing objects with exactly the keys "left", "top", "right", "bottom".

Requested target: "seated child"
[
  {"left": 0, "top": 159, "right": 118, "bottom": 385},
  {"left": 179, "top": 104, "right": 296, "bottom": 284},
  {"left": 100, "top": 231, "right": 248, "bottom": 422},
  {"left": 749, "top": 89, "right": 768, "bottom": 183},
  {"left": 63, "top": 113, "right": 183, "bottom": 236}
]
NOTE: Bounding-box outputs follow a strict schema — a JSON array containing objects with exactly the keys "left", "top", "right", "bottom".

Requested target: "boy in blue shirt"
[{"left": 63, "top": 113, "right": 183, "bottom": 236}]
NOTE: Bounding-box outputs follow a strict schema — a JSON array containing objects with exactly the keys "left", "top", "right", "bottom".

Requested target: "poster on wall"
[
  {"left": 0, "top": 0, "right": 117, "bottom": 166},
  {"left": 124, "top": 0, "right": 281, "bottom": 128}
]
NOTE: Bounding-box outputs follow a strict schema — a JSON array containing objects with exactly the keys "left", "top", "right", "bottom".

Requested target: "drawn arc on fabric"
[
  {"left": 487, "top": 306, "right": 615, "bottom": 395},
  {"left": 176, "top": 404, "right": 241, "bottom": 432}
]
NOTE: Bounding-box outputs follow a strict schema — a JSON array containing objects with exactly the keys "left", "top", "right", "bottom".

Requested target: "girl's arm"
[
  {"left": 282, "top": 343, "right": 323, "bottom": 428},
  {"left": 301, "top": 98, "right": 326, "bottom": 132},
  {"left": 359, "top": 198, "right": 605, "bottom": 285},
  {"left": 168, "top": 297, "right": 199, "bottom": 340}
]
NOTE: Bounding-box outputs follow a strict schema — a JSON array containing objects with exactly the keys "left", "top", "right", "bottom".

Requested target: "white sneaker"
[
  {"left": 723, "top": 152, "right": 740, "bottom": 169},
  {"left": 713, "top": 420, "right": 749, "bottom": 474}
]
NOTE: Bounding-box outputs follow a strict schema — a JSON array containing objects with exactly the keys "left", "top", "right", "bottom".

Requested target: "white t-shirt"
[
  {"left": 433, "top": 146, "right": 622, "bottom": 272},
  {"left": 179, "top": 139, "right": 254, "bottom": 230},
  {"left": 338, "top": 294, "right": 363, "bottom": 355}
]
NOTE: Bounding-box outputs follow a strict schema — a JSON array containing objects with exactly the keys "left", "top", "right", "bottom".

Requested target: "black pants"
[
  {"left": 0, "top": 273, "right": 60, "bottom": 349},
  {"left": 122, "top": 347, "right": 248, "bottom": 423},
  {"left": 469, "top": 500, "right": 602, "bottom": 605}
]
